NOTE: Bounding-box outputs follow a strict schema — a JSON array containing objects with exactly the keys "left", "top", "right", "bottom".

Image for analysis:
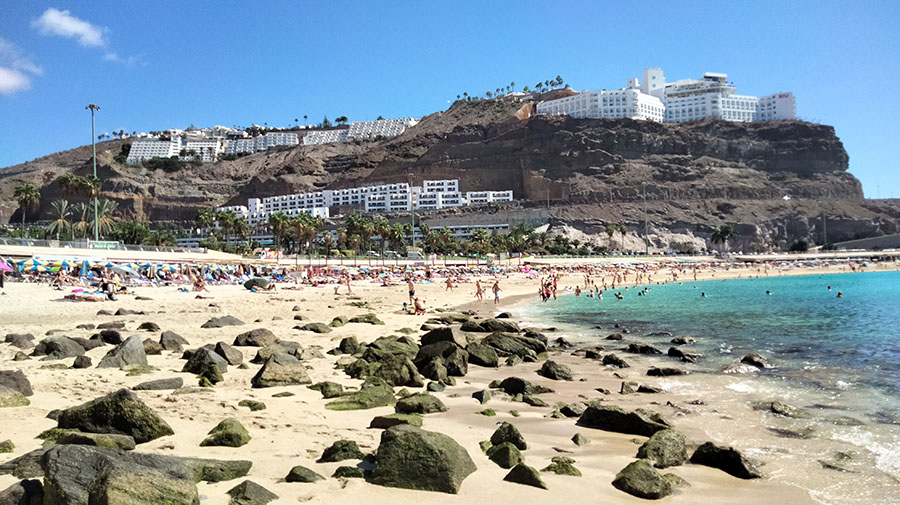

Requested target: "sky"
[{"left": 1, "top": 1, "right": 898, "bottom": 198}]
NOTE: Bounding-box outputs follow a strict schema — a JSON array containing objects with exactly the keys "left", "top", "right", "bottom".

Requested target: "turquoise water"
[{"left": 528, "top": 270, "right": 900, "bottom": 397}]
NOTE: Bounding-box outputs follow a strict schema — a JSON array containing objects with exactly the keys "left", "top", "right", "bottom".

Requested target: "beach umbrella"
[
  {"left": 0, "top": 258, "right": 12, "bottom": 273},
  {"left": 18, "top": 259, "right": 43, "bottom": 267},
  {"left": 110, "top": 265, "right": 141, "bottom": 277},
  {"left": 243, "top": 278, "right": 269, "bottom": 290},
  {"left": 26, "top": 265, "right": 49, "bottom": 273}
]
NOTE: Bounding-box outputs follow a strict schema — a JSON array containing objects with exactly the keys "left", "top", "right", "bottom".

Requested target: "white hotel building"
[
  {"left": 127, "top": 132, "right": 299, "bottom": 164},
  {"left": 536, "top": 67, "right": 796, "bottom": 124},
  {"left": 303, "top": 118, "right": 418, "bottom": 145},
  {"left": 216, "top": 179, "right": 514, "bottom": 228}
]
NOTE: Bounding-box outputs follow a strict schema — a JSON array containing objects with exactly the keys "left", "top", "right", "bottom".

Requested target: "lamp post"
[
  {"left": 642, "top": 182, "right": 649, "bottom": 256},
  {"left": 86, "top": 104, "right": 101, "bottom": 241}
]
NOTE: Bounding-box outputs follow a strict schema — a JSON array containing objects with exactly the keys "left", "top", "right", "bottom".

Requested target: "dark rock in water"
[
  {"left": 497, "top": 377, "right": 553, "bottom": 396},
  {"left": 542, "top": 456, "right": 582, "bottom": 476},
  {"left": 572, "top": 433, "right": 589, "bottom": 446},
  {"left": 637, "top": 384, "right": 662, "bottom": 394},
  {"left": 0, "top": 370, "right": 33, "bottom": 396},
  {"left": 667, "top": 347, "right": 702, "bottom": 363},
  {"left": 539, "top": 360, "right": 573, "bottom": 381},
  {"left": 31, "top": 336, "right": 84, "bottom": 360},
  {"left": 308, "top": 381, "right": 343, "bottom": 399},
  {"left": 338, "top": 337, "right": 362, "bottom": 355},
  {"left": 56, "top": 388, "right": 174, "bottom": 443},
  {"left": 605, "top": 333, "right": 624, "bottom": 341},
  {"left": 200, "top": 418, "right": 251, "bottom": 447},
  {"left": 395, "top": 393, "right": 447, "bottom": 414},
  {"left": 296, "top": 322, "right": 332, "bottom": 334},
  {"left": 201, "top": 316, "right": 245, "bottom": 329},
  {"left": 318, "top": 440, "right": 364, "bottom": 462},
  {"left": 486, "top": 442, "right": 522, "bottom": 469},
  {"left": 689, "top": 442, "right": 763, "bottom": 479},
  {"left": 503, "top": 463, "right": 547, "bottom": 489},
  {"left": 603, "top": 353, "right": 630, "bottom": 368},
  {"left": 132, "top": 378, "right": 183, "bottom": 391},
  {"left": 637, "top": 429, "right": 687, "bottom": 468},
  {"left": 647, "top": 367, "right": 688, "bottom": 377},
  {"left": 646, "top": 332, "right": 673, "bottom": 338},
  {"left": 142, "top": 338, "right": 163, "bottom": 355},
  {"left": 97, "top": 321, "right": 126, "bottom": 330},
  {"left": 553, "top": 337, "right": 574, "bottom": 349},
  {"left": 238, "top": 400, "right": 266, "bottom": 412},
  {"left": 825, "top": 415, "right": 865, "bottom": 427},
  {"left": 285, "top": 465, "right": 325, "bottom": 483},
  {"left": 215, "top": 342, "right": 244, "bottom": 366},
  {"left": 369, "top": 413, "right": 423, "bottom": 429},
  {"left": 740, "top": 353, "right": 771, "bottom": 368},
  {"left": 333, "top": 466, "right": 365, "bottom": 478},
  {"left": 159, "top": 331, "right": 188, "bottom": 352},
  {"left": 421, "top": 327, "right": 468, "bottom": 348},
  {"left": 233, "top": 328, "right": 277, "bottom": 347},
  {"left": 0, "top": 478, "right": 43, "bottom": 504},
  {"left": 251, "top": 353, "right": 311, "bottom": 388},
  {"left": 768, "top": 426, "right": 816, "bottom": 439},
  {"left": 137, "top": 322, "right": 160, "bottom": 332},
  {"left": 5, "top": 333, "right": 35, "bottom": 349},
  {"left": 370, "top": 425, "right": 476, "bottom": 494},
  {"left": 625, "top": 342, "right": 663, "bottom": 355},
  {"left": 72, "top": 356, "right": 92, "bottom": 369},
  {"left": 612, "top": 459, "right": 672, "bottom": 499},
  {"left": 490, "top": 422, "right": 527, "bottom": 450},
  {"left": 670, "top": 336, "right": 695, "bottom": 345},
  {"left": 97, "top": 335, "right": 148, "bottom": 369},
  {"left": 467, "top": 343, "right": 499, "bottom": 368},
  {"left": 578, "top": 405, "right": 670, "bottom": 436},
  {"left": 226, "top": 480, "right": 277, "bottom": 505},
  {"left": 752, "top": 400, "right": 808, "bottom": 419}
]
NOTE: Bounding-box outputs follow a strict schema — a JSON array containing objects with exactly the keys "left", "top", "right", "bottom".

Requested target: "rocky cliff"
[{"left": 1, "top": 95, "right": 896, "bottom": 248}]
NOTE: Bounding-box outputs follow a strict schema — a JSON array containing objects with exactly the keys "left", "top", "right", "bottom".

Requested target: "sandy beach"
[{"left": 2, "top": 259, "right": 898, "bottom": 504}]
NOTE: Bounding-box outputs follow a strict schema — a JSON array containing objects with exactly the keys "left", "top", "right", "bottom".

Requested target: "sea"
[{"left": 515, "top": 270, "right": 900, "bottom": 504}]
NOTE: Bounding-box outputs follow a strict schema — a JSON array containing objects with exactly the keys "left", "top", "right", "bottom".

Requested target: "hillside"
[{"left": 2, "top": 94, "right": 898, "bottom": 248}]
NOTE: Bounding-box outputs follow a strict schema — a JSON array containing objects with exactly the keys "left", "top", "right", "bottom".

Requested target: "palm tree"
[
  {"left": 233, "top": 217, "right": 251, "bottom": 248},
  {"left": 196, "top": 208, "right": 216, "bottom": 238},
  {"left": 13, "top": 183, "right": 40, "bottom": 236},
  {"left": 470, "top": 228, "right": 489, "bottom": 264},
  {"left": 95, "top": 199, "right": 118, "bottom": 237},
  {"left": 605, "top": 223, "right": 618, "bottom": 251},
  {"left": 216, "top": 210, "right": 237, "bottom": 249},
  {"left": 388, "top": 223, "right": 405, "bottom": 265},
  {"left": 711, "top": 224, "right": 735, "bottom": 253},
  {"left": 268, "top": 212, "right": 289, "bottom": 261},
  {"left": 373, "top": 219, "right": 390, "bottom": 265},
  {"left": 71, "top": 202, "right": 89, "bottom": 239},
  {"left": 303, "top": 115, "right": 308, "bottom": 126},
  {"left": 48, "top": 200, "right": 73, "bottom": 240},
  {"left": 617, "top": 223, "right": 628, "bottom": 253}
]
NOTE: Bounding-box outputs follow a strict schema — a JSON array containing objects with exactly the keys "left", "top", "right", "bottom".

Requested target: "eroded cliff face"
[{"left": 0, "top": 97, "right": 891, "bottom": 247}]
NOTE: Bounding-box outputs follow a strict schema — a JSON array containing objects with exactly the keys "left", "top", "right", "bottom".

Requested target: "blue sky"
[{"left": 1, "top": 1, "right": 898, "bottom": 198}]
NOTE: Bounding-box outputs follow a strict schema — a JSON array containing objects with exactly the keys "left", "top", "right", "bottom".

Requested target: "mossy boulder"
[
  {"left": 56, "top": 389, "right": 174, "bottom": 443},
  {"left": 308, "top": 381, "right": 343, "bottom": 399},
  {"left": 54, "top": 430, "right": 136, "bottom": 450},
  {"left": 370, "top": 425, "right": 476, "bottom": 494},
  {"left": 297, "top": 322, "right": 332, "bottom": 334},
  {"left": 539, "top": 360, "right": 573, "bottom": 381},
  {"left": 612, "top": 459, "right": 672, "bottom": 499},
  {"left": 337, "top": 336, "right": 362, "bottom": 354},
  {"left": 349, "top": 313, "right": 385, "bottom": 325},
  {"left": 369, "top": 413, "right": 423, "bottom": 429},
  {"left": 285, "top": 465, "right": 324, "bottom": 483},
  {"left": 238, "top": 400, "right": 266, "bottom": 412},
  {"left": 466, "top": 343, "right": 499, "bottom": 368},
  {"left": 0, "top": 387, "right": 29, "bottom": 408},
  {"left": 395, "top": 393, "right": 447, "bottom": 414},
  {"left": 329, "top": 316, "right": 349, "bottom": 328},
  {"left": 571, "top": 433, "right": 590, "bottom": 446},
  {"left": 318, "top": 440, "right": 364, "bottom": 462},
  {"left": 503, "top": 463, "right": 547, "bottom": 489},
  {"left": 226, "top": 479, "right": 277, "bottom": 505},
  {"left": 637, "top": 429, "right": 687, "bottom": 468},
  {"left": 542, "top": 456, "right": 581, "bottom": 476},
  {"left": 490, "top": 422, "right": 527, "bottom": 450},
  {"left": 200, "top": 418, "right": 251, "bottom": 448},
  {"left": 0, "top": 439, "right": 14, "bottom": 453},
  {"left": 333, "top": 466, "right": 365, "bottom": 478},
  {"left": 577, "top": 405, "right": 670, "bottom": 437},
  {"left": 472, "top": 390, "right": 491, "bottom": 404},
  {"left": 486, "top": 442, "right": 522, "bottom": 469},
  {"left": 325, "top": 377, "right": 395, "bottom": 411}
]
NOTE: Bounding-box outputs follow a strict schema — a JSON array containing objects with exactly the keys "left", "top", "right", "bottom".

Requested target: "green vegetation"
[{"left": 13, "top": 182, "right": 40, "bottom": 235}]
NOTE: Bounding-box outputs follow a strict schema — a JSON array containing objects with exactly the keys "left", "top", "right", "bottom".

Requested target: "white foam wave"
[
  {"left": 831, "top": 428, "right": 900, "bottom": 478},
  {"left": 725, "top": 382, "right": 755, "bottom": 393}
]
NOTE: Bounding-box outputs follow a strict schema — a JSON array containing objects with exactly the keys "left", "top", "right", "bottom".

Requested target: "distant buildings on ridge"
[{"left": 536, "top": 67, "right": 796, "bottom": 123}]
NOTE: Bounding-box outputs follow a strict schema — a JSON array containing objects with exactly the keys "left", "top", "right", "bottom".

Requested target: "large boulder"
[
  {"left": 395, "top": 393, "right": 447, "bottom": 414},
  {"left": 97, "top": 335, "right": 148, "bottom": 369},
  {"left": 612, "top": 459, "right": 672, "bottom": 499},
  {"left": 159, "top": 331, "right": 189, "bottom": 352},
  {"left": 740, "top": 353, "right": 771, "bottom": 369},
  {"left": 337, "top": 337, "right": 362, "bottom": 355},
  {"left": 324, "top": 377, "right": 395, "bottom": 411},
  {"left": 486, "top": 442, "right": 522, "bottom": 469},
  {"left": 577, "top": 405, "right": 670, "bottom": 437},
  {"left": 318, "top": 440, "right": 364, "bottom": 462},
  {"left": 201, "top": 316, "right": 245, "bottom": 329},
  {"left": 463, "top": 319, "right": 519, "bottom": 333},
  {"left": 466, "top": 343, "right": 499, "bottom": 367},
  {"left": 368, "top": 353, "right": 424, "bottom": 387},
  {"left": 251, "top": 353, "right": 311, "bottom": 388},
  {"left": 182, "top": 348, "right": 228, "bottom": 375},
  {"left": 0, "top": 370, "right": 33, "bottom": 396},
  {"left": 53, "top": 430, "right": 136, "bottom": 451},
  {"left": 414, "top": 341, "right": 468, "bottom": 378},
  {"left": 636, "top": 429, "right": 687, "bottom": 468},
  {"left": 689, "top": 442, "right": 763, "bottom": 479},
  {"left": 496, "top": 377, "right": 553, "bottom": 396},
  {"left": 5, "top": 333, "right": 35, "bottom": 349},
  {"left": 132, "top": 378, "right": 183, "bottom": 391},
  {"left": 420, "top": 327, "right": 468, "bottom": 348},
  {"left": 214, "top": 342, "right": 244, "bottom": 366},
  {"left": 503, "top": 463, "right": 547, "bottom": 489},
  {"left": 481, "top": 331, "right": 546, "bottom": 357},
  {"left": 226, "top": 480, "right": 277, "bottom": 505},
  {"left": 370, "top": 425, "right": 476, "bottom": 494},
  {"left": 367, "top": 336, "right": 419, "bottom": 359},
  {"left": 285, "top": 465, "right": 324, "bottom": 483},
  {"left": 539, "top": 360, "right": 573, "bottom": 381},
  {"left": 56, "top": 389, "right": 174, "bottom": 443},
  {"left": 200, "top": 418, "right": 251, "bottom": 448},
  {"left": 31, "top": 337, "right": 84, "bottom": 360},
  {"left": 233, "top": 328, "right": 277, "bottom": 347},
  {"left": 0, "top": 387, "right": 29, "bottom": 408},
  {"left": 490, "top": 422, "right": 527, "bottom": 450},
  {"left": 0, "top": 478, "right": 42, "bottom": 505},
  {"left": 250, "top": 342, "right": 301, "bottom": 364}
]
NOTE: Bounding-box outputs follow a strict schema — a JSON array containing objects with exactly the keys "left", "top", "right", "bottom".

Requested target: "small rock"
[
  {"left": 319, "top": 440, "right": 364, "bottom": 462},
  {"left": 285, "top": 465, "right": 324, "bottom": 483},
  {"left": 503, "top": 463, "right": 547, "bottom": 489},
  {"left": 200, "top": 418, "right": 251, "bottom": 447},
  {"left": 226, "top": 480, "right": 277, "bottom": 505}
]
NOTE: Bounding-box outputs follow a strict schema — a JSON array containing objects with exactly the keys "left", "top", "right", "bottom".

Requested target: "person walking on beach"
[
  {"left": 475, "top": 280, "right": 484, "bottom": 302},
  {"left": 492, "top": 280, "right": 501, "bottom": 304},
  {"left": 407, "top": 278, "right": 416, "bottom": 304}
]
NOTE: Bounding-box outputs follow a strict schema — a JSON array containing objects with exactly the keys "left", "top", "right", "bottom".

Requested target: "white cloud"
[
  {"left": 32, "top": 8, "right": 106, "bottom": 47},
  {"left": 103, "top": 52, "right": 144, "bottom": 67},
  {"left": 0, "top": 37, "right": 42, "bottom": 95},
  {"left": 0, "top": 67, "right": 31, "bottom": 94}
]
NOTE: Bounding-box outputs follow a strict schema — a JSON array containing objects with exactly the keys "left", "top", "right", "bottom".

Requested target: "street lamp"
[{"left": 86, "top": 103, "right": 101, "bottom": 241}]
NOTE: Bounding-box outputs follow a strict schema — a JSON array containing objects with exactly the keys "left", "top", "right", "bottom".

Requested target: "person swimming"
[
  {"left": 766, "top": 290, "right": 771, "bottom": 295},
  {"left": 701, "top": 292, "right": 707, "bottom": 298},
  {"left": 837, "top": 291, "right": 843, "bottom": 298}
]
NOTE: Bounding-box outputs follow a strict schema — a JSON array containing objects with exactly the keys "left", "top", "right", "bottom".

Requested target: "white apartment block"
[
  {"left": 465, "top": 190, "right": 514, "bottom": 205},
  {"left": 126, "top": 137, "right": 182, "bottom": 164},
  {"left": 223, "top": 132, "right": 299, "bottom": 154},
  {"left": 537, "top": 67, "right": 796, "bottom": 124},
  {"left": 303, "top": 118, "right": 418, "bottom": 145},
  {"left": 423, "top": 179, "right": 460, "bottom": 193},
  {"left": 184, "top": 139, "right": 225, "bottom": 162}
]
